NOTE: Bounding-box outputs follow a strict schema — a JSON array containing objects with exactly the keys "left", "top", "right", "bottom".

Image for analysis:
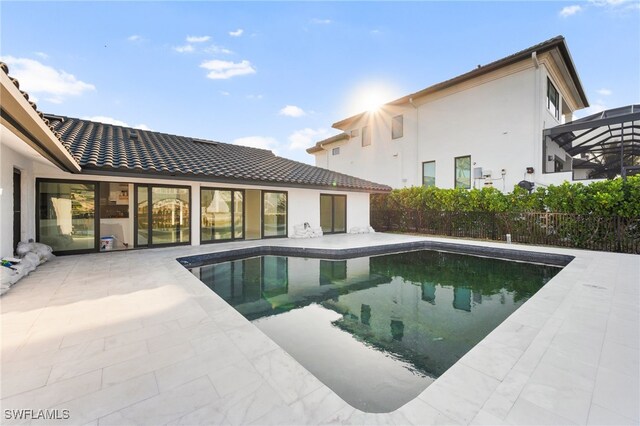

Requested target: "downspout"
[
  {"left": 409, "top": 97, "right": 419, "bottom": 186},
  {"left": 319, "top": 142, "right": 329, "bottom": 169},
  {"left": 532, "top": 51, "right": 542, "bottom": 188}
]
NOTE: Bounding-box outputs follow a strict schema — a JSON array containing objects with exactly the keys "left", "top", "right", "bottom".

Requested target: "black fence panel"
[{"left": 370, "top": 208, "right": 640, "bottom": 254}]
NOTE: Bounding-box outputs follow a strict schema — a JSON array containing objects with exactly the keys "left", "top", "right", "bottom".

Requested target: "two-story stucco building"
[{"left": 307, "top": 36, "right": 591, "bottom": 191}]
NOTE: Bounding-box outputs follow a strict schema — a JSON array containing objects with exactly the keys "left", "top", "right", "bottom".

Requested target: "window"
[
  {"left": 422, "top": 161, "right": 436, "bottom": 187},
  {"left": 547, "top": 78, "right": 560, "bottom": 120},
  {"left": 362, "top": 125, "right": 371, "bottom": 147},
  {"left": 262, "top": 191, "right": 287, "bottom": 238},
  {"left": 392, "top": 115, "right": 403, "bottom": 139},
  {"left": 454, "top": 156, "right": 471, "bottom": 189},
  {"left": 332, "top": 147, "right": 340, "bottom": 156},
  {"left": 350, "top": 129, "right": 359, "bottom": 138},
  {"left": 201, "top": 188, "right": 243, "bottom": 243}
]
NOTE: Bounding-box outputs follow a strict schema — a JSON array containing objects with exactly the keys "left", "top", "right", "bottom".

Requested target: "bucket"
[{"left": 100, "top": 236, "right": 114, "bottom": 251}]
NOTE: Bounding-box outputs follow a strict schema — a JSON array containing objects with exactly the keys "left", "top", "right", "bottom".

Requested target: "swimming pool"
[{"left": 189, "top": 249, "right": 561, "bottom": 412}]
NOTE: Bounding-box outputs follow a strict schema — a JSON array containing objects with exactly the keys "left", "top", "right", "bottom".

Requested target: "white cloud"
[
  {"left": 589, "top": 0, "right": 628, "bottom": 6},
  {"left": 34, "top": 51, "right": 49, "bottom": 59},
  {"left": 587, "top": 0, "right": 639, "bottom": 11},
  {"left": 559, "top": 5, "right": 583, "bottom": 16},
  {"left": 220, "top": 91, "right": 230, "bottom": 96},
  {"left": 229, "top": 29, "right": 244, "bottom": 37},
  {"left": 288, "top": 128, "right": 332, "bottom": 150},
  {"left": 174, "top": 44, "right": 195, "bottom": 53},
  {"left": 0, "top": 56, "right": 95, "bottom": 102},
  {"left": 596, "top": 88, "right": 612, "bottom": 96},
  {"left": 311, "top": 18, "right": 332, "bottom": 24},
  {"left": 200, "top": 59, "right": 256, "bottom": 79},
  {"left": 83, "top": 116, "right": 129, "bottom": 127},
  {"left": 45, "top": 97, "right": 63, "bottom": 104},
  {"left": 204, "top": 45, "right": 233, "bottom": 55},
  {"left": 232, "top": 136, "right": 279, "bottom": 153},
  {"left": 83, "top": 116, "right": 152, "bottom": 130},
  {"left": 279, "top": 105, "right": 306, "bottom": 117},
  {"left": 128, "top": 35, "right": 142, "bottom": 42},
  {"left": 246, "top": 94, "right": 263, "bottom": 100},
  {"left": 186, "top": 35, "right": 211, "bottom": 43}
]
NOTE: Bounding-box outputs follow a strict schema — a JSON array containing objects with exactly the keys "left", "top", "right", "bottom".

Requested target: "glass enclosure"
[
  {"left": 263, "top": 191, "right": 287, "bottom": 237},
  {"left": 38, "top": 181, "right": 96, "bottom": 252},
  {"left": 201, "top": 188, "right": 244, "bottom": 242}
]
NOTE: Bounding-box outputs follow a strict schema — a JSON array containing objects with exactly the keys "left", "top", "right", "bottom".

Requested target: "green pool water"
[{"left": 190, "top": 249, "right": 560, "bottom": 412}]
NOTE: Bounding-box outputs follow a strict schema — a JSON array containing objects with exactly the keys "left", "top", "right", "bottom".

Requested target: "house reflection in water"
[{"left": 192, "top": 250, "right": 559, "bottom": 381}]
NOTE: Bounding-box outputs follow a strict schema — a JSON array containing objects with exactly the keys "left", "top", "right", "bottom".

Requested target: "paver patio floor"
[{"left": 1, "top": 234, "right": 638, "bottom": 425}]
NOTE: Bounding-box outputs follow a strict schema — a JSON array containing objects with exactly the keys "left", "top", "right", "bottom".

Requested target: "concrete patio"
[{"left": 1, "top": 233, "right": 638, "bottom": 425}]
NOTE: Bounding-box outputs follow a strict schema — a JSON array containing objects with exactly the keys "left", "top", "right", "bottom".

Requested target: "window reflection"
[
  {"left": 263, "top": 192, "right": 287, "bottom": 237},
  {"left": 151, "top": 187, "right": 190, "bottom": 244},
  {"left": 38, "top": 181, "right": 96, "bottom": 252},
  {"left": 201, "top": 189, "right": 243, "bottom": 242}
]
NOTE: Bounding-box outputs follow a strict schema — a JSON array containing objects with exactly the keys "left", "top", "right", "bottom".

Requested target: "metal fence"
[{"left": 371, "top": 209, "right": 640, "bottom": 254}]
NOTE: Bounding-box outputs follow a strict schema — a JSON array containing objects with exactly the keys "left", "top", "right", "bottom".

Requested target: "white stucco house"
[
  {"left": 307, "top": 36, "right": 593, "bottom": 191},
  {"left": 1, "top": 62, "right": 390, "bottom": 258}
]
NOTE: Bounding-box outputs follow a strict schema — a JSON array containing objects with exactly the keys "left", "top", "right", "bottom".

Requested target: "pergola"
[{"left": 543, "top": 105, "right": 640, "bottom": 179}]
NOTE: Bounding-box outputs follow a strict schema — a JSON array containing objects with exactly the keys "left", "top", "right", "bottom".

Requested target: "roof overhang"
[
  {"left": 307, "top": 132, "right": 350, "bottom": 154},
  {"left": 333, "top": 36, "right": 589, "bottom": 130},
  {"left": 0, "top": 69, "right": 81, "bottom": 173},
  {"left": 79, "top": 166, "right": 392, "bottom": 194}
]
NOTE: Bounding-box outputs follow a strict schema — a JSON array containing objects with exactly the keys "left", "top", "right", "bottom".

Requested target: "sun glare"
[{"left": 346, "top": 82, "right": 398, "bottom": 116}]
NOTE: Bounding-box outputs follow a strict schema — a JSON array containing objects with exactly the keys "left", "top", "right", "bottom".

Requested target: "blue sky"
[{"left": 2, "top": 1, "right": 639, "bottom": 164}]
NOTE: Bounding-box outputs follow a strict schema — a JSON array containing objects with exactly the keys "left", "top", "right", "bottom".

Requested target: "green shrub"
[{"left": 373, "top": 176, "right": 640, "bottom": 218}]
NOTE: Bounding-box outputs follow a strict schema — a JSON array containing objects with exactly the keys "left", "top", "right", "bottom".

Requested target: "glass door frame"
[
  {"left": 35, "top": 177, "right": 100, "bottom": 255},
  {"left": 134, "top": 183, "right": 192, "bottom": 248},
  {"left": 320, "top": 193, "right": 347, "bottom": 234},
  {"left": 199, "top": 187, "right": 245, "bottom": 244},
  {"left": 261, "top": 190, "right": 288, "bottom": 239}
]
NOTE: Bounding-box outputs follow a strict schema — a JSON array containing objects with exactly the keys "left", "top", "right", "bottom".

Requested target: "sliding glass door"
[
  {"left": 135, "top": 185, "right": 190, "bottom": 247},
  {"left": 37, "top": 179, "right": 97, "bottom": 254},
  {"left": 201, "top": 188, "right": 244, "bottom": 243},
  {"left": 262, "top": 191, "right": 287, "bottom": 238},
  {"left": 320, "top": 194, "right": 347, "bottom": 234}
]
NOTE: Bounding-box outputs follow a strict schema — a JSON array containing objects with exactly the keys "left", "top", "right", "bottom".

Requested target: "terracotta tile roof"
[{"left": 44, "top": 115, "right": 391, "bottom": 193}]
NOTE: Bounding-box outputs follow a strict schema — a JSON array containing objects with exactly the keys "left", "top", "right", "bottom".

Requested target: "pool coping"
[{"left": 177, "top": 239, "right": 574, "bottom": 268}]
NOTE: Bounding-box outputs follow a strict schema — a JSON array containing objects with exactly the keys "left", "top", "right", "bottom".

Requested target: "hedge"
[{"left": 371, "top": 176, "right": 640, "bottom": 218}]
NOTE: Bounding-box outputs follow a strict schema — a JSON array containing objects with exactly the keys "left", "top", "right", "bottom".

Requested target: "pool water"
[{"left": 190, "top": 249, "right": 560, "bottom": 412}]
